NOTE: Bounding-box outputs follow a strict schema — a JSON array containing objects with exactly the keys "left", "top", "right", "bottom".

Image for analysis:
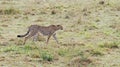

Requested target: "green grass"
[
  {"left": 90, "top": 48, "right": 104, "bottom": 56},
  {"left": 40, "top": 51, "right": 54, "bottom": 61},
  {"left": 58, "top": 48, "right": 68, "bottom": 57},
  {"left": 0, "top": 0, "right": 120, "bottom": 67},
  {"left": 0, "top": 8, "right": 20, "bottom": 15},
  {"left": 99, "top": 42, "right": 119, "bottom": 48},
  {"left": 0, "top": 45, "right": 19, "bottom": 52}
]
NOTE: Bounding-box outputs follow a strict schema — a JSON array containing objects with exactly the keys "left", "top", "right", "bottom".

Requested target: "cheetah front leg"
[{"left": 53, "top": 33, "right": 59, "bottom": 44}]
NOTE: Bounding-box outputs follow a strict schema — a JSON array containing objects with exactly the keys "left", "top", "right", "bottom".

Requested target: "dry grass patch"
[
  {"left": 99, "top": 41, "right": 119, "bottom": 49},
  {"left": 0, "top": 8, "right": 20, "bottom": 15},
  {"left": 67, "top": 56, "right": 93, "bottom": 67}
]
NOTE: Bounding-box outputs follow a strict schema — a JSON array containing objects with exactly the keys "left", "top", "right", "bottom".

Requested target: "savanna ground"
[{"left": 0, "top": 0, "right": 120, "bottom": 67}]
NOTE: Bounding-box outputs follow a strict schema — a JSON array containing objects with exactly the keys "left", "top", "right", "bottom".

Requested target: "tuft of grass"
[
  {"left": 58, "top": 49, "right": 67, "bottom": 57},
  {"left": 1, "top": 45, "right": 19, "bottom": 52},
  {"left": 99, "top": 42, "right": 119, "bottom": 48},
  {"left": 85, "top": 45, "right": 104, "bottom": 56},
  {"left": 58, "top": 47, "right": 73, "bottom": 57},
  {"left": 68, "top": 56, "right": 92, "bottom": 67},
  {"left": 28, "top": 50, "right": 41, "bottom": 58},
  {"left": 76, "top": 51, "right": 84, "bottom": 57},
  {"left": 71, "top": 49, "right": 87, "bottom": 58},
  {"left": 77, "top": 17, "right": 82, "bottom": 24},
  {"left": 84, "top": 32, "right": 92, "bottom": 39},
  {"left": 41, "top": 51, "right": 53, "bottom": 61},
  {"left": 23, "top": 45, "right": 38, "bottom": 50},
  {"left": 0, "top": 8, "right": 20, "bottom": 15},
  {"left": 22, "top": 16, "right": 29, "bottom": 20},
  {"left": 90, "top": 49, "right": 104, "bottom": 56}
]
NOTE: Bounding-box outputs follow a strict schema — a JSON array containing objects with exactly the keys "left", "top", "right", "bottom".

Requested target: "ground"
[{"left": 0, "top": 0, "right": 120, "bottom": 67}]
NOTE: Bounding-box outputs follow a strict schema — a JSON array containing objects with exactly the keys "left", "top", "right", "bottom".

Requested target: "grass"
[
  {"left": 58, "top": 48, "right": 68, "bottom": 57},
  {"left": 0, "top": 0, "right": 120, "bottom": 67},
  {"left": 40, "top": 51, "right": 54, "bottom": 61},
  {"left": 68, "top": 56, "right": 93, "bottom": 67},
  {"left": 90, "top": 48, "right": 104, "bottom": 56},
  {"left": 0, "top": 45, "right": 19, "bottom": 52},
  {"left": 0, "top": 8, "right": 20, "bottom": 15},
  {"left": 99, "top": 41, "right": 119, "bottom": 48}
]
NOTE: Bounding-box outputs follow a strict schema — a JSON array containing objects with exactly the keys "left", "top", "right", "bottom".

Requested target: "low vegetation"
[
  {"left": 0, "top": 8, "right": 20, "bottom": 15},
  {"left": 0, "top": 0, "right": 120, "bottom": 67},
  {"left": 99, "top": 41, "right": 119, "bottom": 49}
]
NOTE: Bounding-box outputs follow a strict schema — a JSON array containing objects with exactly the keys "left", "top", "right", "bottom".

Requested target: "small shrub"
[{"left": 41, "top": 51, "right": 53, "bottom": 61}]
